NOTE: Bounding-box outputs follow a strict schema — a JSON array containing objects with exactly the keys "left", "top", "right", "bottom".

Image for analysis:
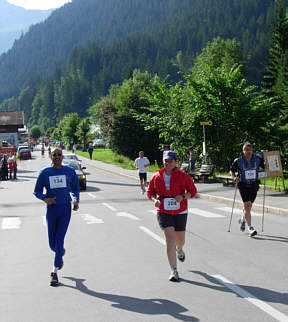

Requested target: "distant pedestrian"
[
  {"left": 72, "top": 144, "right": 77, "bottom": 154},
  {"left": 12, "top": 156, "right": 17, "bottom": 180},
  {"left": 87, "top": 145, "right": 94, "bottom": 160},
  {"left": 188, "top": 146, "right": 195, "bottom": 173},
  {"left": 34, "top": 147, "right": 80, "bottom": 287},
  {"left": 134, "top": 151, "right": 150, "bottom": 194},
  {"left": 230, "top": 142, "right": 265, "bottom": 237},
  {"left": 147, "top": 150, "right": 197, "bottom": 282},
  {"left": 8, "top": 154, "right": 14, "bottom": 180},
  {"left": 1, "top": 154, "right": 8, "bottom": 180}
]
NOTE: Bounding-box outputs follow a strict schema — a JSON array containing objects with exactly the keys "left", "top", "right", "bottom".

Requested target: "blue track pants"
[{"left": 46, "top": 203, "right": 71, "bottom": 268}]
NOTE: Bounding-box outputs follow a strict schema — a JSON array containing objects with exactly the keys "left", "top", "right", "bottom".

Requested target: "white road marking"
[
  {"left": 139, "top": 226, "right": 165, "bottom": 245},
  {"left": 80, "top": 214, "right": 104, "bottom": 224},
  {"left": 1, "top": 217, "right": 21, "bottom": 230},
  {"left": 189, "top": 208, "right": 225, "bottom": 218},
  {"left": 88, "top": 193, "right": 97, "bottom": 199},
  {"left": 148, "top": 210, "right": 157, "bottom": 215},
  {"left": 212, "top": 275, "right": 288, "bottom": 322},
  {"left": 102, "top": 203, "right": 117, "bottom": 212},
  {"left": 216, "top": 207, "right": 262, "bottom": 217},
  {"left": 42, "top": 216, "right": 46, "bottom": 226},
  {"left": 116, "top": 212, "right": 140, "bottom": 221}
]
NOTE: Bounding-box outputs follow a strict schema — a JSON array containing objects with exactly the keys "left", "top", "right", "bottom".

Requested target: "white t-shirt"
[
  {"left": 134, "top": 157, "right": 150, "bottom": 173},
  {"left": 163, "top": 172, "right": 171, "bottom": 190}
]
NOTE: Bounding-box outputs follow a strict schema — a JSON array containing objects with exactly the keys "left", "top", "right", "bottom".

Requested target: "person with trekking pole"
[{"left": 230, "top": 142, "right": 265, "bottom": 237}]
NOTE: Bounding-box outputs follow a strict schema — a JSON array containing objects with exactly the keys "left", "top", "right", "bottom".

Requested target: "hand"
[
  {"left": 44, "top": 197, "right": 56, "bottom": 205},
  {"left": 153, "top": 199, "right": 161, "bottom": 208},
  {"left": 73, "top": 200, "right": 79, "bottom": 211},
  {"left": 175, "top": 195, "right": 184, "bottom": 203},
  {"left": 234, "top": 177, "right": 240, "bottom": 184}
]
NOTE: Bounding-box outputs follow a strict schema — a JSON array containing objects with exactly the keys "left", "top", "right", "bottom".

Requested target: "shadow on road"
[
  {"left": 254, "top": 234, "right": 288, "bottom": 243},
  {"left": 182, "top": 271, "right": 288, "bottom": 305},
  {"left": 61, "top": 276, "right": 198, "bottom": 321},
  {"left": 88, "top": 180, "right": 139, "bottom": 187}
]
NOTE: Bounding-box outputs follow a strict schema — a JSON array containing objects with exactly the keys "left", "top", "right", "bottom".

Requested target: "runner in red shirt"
[{"left": 147, "top": 150, "right": 197, "bottom": 282}]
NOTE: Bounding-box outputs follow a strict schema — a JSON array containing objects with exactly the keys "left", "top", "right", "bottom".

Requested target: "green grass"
[{"left": 77, "top": 148, "right": 161, "bottom": 172}]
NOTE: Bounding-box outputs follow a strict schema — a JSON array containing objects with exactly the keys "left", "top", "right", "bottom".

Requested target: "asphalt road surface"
[{"left": 0, "top": 150, "right": 287, "bottom": 322}]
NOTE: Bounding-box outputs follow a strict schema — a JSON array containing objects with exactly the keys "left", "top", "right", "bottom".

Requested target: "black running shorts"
[
  {"left": 157, "top": 213, "right": 188, "bottom": 231},
  {"left": 238, "top": 183, "right": 259, "bottom": 203},
  {"left": 139, "top": 173, "right": 147, "bottom": 181}
]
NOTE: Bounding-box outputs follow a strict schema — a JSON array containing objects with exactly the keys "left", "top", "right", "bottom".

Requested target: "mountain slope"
[
  {"left": 0, "top": 0, "right": 51, "bottom": 54},
  {"left": 0, "top": 0, "right": 198, "bottom": 101}
]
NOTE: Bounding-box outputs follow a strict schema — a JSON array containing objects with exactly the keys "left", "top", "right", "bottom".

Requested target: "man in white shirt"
[{"left": 134, "top": 151, "right": 150, "bottom": 194}]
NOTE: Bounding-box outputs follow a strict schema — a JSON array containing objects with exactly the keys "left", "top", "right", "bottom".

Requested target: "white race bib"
[
  {"left": 164, "top": 198, "right": 180, "bottom": 211},
  {"left": 49, "top": 175, "right": 67, "bottom": 189},
  {"left": 245, "top": 170, "right": 256, "bottom": 180}
]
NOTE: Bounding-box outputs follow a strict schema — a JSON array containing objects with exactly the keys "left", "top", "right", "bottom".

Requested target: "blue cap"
[{"left": 163, "top": 150, "right": 177, "bottom": 161}]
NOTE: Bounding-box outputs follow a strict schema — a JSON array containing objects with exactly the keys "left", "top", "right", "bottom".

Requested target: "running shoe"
[
  {"left": 50, "top": 272, "right": 59, "bottom": 287},
  {"left": 248, "top": 227, "right": 257, "bottom": 237},
  {"left": 169, "top": 269, "right": 180, "bottom": 282},
  {"left": 238, "top": 218, "right": 246, "bottom": 232},
  {"left": 141, "top": 187, "right": 146, "bottom": 194},
  {"left": 176, "top": 248, "right": 185, "bottom": 262}
]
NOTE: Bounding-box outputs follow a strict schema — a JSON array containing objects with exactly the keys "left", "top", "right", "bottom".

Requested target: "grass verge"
[{"left": 77, "top": 148, "right": 160, "bottom": 172}]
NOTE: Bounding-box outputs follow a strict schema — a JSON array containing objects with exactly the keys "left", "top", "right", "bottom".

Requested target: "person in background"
[
  {"left": 72, "top": 144, "right": 77, "bottom": 154},
  {"left": 8, "top": 154, "right": 14, "bottom": 180},
  {"left": 1, "top": 154, "right": 9, "bottom": 180},
  {"left": 188, "top": 146, "right": 195, "bottom": 173},
  {"left": 134, "top": 151, "right": 150, "bottom": 194},
  {"left": 88, "top": 144, "right": 94, "bottom": 160},
  {"left": 12, "top": 155, "right": 17, "bottom": 180}
]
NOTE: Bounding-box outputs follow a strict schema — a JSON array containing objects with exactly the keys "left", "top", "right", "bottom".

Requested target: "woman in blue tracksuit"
[{"left": 34, "top": 147, "right": 80, "bottom": 286}]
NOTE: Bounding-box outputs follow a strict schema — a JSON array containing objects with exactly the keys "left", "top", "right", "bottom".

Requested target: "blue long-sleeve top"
[{"left": 34, "top": 166, "right": 80, "bottom": 204}]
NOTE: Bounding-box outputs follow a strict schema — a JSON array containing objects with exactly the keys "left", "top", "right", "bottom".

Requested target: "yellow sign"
[{"left": 200, "top": 121, "right": 213, "bottom": 126}]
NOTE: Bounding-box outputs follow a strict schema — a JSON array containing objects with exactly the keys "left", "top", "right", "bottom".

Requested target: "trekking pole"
[
  {"left": 228, "top": 178, "right": 238, "bottom": 232},
  {"left": 261, "top": 176, "right": 266, "bottom": 232}
]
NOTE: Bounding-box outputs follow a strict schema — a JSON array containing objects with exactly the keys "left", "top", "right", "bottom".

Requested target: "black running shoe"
[
  {"left": 239, "top": 219, "right": 246, "bottom": 232},
  {"left": 50, "top": 272, "right": 59, "bottom": 287}
]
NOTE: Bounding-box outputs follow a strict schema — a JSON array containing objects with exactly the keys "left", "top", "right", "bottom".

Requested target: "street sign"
[{"left": 200, "top": 121, "right": 213, "bottom": 126}]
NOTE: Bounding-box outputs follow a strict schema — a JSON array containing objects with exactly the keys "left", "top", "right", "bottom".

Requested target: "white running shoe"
[
  {"left": 248, "top": 226, "right": 257, "bottom": 237},
  {"left": 169, "top": 269, "right": 180, "bottom": 282},
  {"left": 176, "top": 248, "right": 185, "bottom": 262}
]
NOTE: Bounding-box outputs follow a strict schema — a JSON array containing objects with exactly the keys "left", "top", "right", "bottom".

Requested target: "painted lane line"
[
  {"left": 80, "top": 214, "right": 104, "bottom": 224},
  {"left": 212, "top": 275, "right": 288, "bottom": 322},
  {"left": 116, "top": 212, "right": 140, "bottom": 221},
  {"left": 148, "top": 210, "right": 157, "bottom": 215},
  {"left": 139, "top": 226, "right": 165, "bottom": 245},
  {"left": 88, "top": 193, "right": 97, "bottom": 199},
  {"left": 1, "top": 217, "right": 21, "bottom": 230},
  {"left": 42, "top": 216, "right": 46, "bottom": 227},
  {"left": 189, "top": 208, "right": 224, "bottom": 218},
  {"left": 216, "top": 207, "right": 262, "bottom": 217},
  {"left": 102, "top": 203, "right": 117, "bottom": 212}
]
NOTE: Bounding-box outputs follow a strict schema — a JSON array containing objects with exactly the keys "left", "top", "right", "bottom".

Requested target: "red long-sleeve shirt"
[{"left": 147, "top": 168, "right": 197, "bottom": 215}]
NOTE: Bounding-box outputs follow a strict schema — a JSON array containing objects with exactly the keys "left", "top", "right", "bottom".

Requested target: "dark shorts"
[
  {"left": 238, "top": 183, "right": 259, "bottom": 203},
  {"left": 139, "top": 173, "right": 147, "bottom": 181},
  {"left": 157, "top": 213, "right": 188, "bottom": 231}
]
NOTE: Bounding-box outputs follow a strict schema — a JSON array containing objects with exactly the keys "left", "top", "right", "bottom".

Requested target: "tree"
[
  {"left": 30, "top": 125, "right": 42, "bottom": 140},
  {"left": 76, "top": 117, "right": 91, "bottom": 151},
  {"left": 59, "top": 113, "right": 80, "bottom": 149}
]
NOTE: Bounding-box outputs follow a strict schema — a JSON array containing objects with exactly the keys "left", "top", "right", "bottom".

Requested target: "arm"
[
  {"left": 71, "top": 170, "right": 80, "bottom": 211},
  {"left": 147, "top": 175, "right": 161, "bottom": 207},
  {"left": 144, "top": 158, "right": 150, "bottom": 168},
  {"left": 33, "top": 171, "right": 46, "bottom": 201}
]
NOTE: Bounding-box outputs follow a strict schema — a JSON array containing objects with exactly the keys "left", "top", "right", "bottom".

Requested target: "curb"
[
  {"left": 196, "top": 193, "right": 288, "bottom": 216},
  {"left": 82, "top": 157, "right": 288, "bottom": 217}
]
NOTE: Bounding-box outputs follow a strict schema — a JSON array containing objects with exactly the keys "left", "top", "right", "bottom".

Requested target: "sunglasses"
[{"left": 52, "top": 153, "right": 62, "bottom": 157}]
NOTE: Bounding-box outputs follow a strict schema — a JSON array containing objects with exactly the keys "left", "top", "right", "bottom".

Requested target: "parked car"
[
  {"left": 93, "top": 138, "right": 105, "bottom": 148},
  {"left": 62, "top": 160, "right": 87, "bottom": 190},
  {"left": 62, "top": 153, "right": 81, "bottom": 163},
  {"left": 17, "top": 145, "right": 29, "bottom": 157},
  {"left": 19, "top": 148, "right": 32, "bottom": 160}
]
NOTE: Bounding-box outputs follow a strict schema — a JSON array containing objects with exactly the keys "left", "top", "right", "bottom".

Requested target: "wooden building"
[{"left": 0, "top": 111, "right": 24, "bottom": 147}]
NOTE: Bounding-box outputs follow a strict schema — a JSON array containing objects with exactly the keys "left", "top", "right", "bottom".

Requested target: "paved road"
[{"left": 0, "top": 150, "right": 287, "bottom": 322}]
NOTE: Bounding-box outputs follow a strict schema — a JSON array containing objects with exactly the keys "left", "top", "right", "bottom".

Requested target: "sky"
[{"left": 7, "top": 0, "right": 72, "bottom": 10}]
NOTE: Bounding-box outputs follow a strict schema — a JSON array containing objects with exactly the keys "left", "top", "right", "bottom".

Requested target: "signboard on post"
[
  {"left": 200, "top": 121, "right": 213, "bottom": 126},
  {"left": 263, "top": 151, "right": 283, "bottom": 178}
]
